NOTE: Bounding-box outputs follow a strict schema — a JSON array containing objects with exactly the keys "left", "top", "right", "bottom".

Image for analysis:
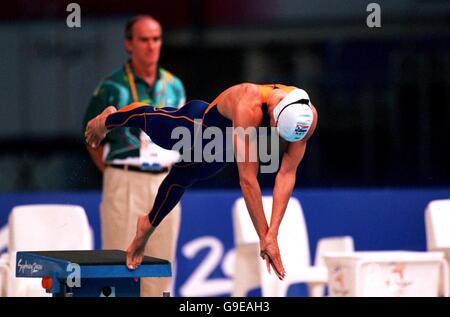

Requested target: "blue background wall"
[{"left": 1, "top": 188, "right": 449, "bottom": 296}]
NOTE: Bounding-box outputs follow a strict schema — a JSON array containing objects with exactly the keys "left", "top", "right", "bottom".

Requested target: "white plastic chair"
[
  {"left": 324, "top": 251, "right": 449, "bottom": 297},
  {"left": 0, "top": 204, "right": 93, "bottom": 297},
  {"left": 425, "top": 199, "right": 450, "bottom": 250},
  {"left": 232, "top": 196, "right": 354, "bottom": 297},
  {"left": 0, "top": 253, "right": 9, "bottom": 297},
  {"left": 0, "top": 226, "right": 9, "bottom": 296},
  {"left": 309, "top": 236, "right": 354, "bottom": 296},
  {"left": 425, "top": 199, "right": 450, "bottom": 296}
]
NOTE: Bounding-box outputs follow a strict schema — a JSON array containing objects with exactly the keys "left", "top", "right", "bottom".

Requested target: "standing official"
[{"left": 83, "top": 15, "right": 185, "bottom": 296}]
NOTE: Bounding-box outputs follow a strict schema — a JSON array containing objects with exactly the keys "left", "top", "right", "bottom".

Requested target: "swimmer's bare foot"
[
  {"left": 85, "top": 106, "right": 117, "bottom": 148},
  {"left": 126, "top": 214, "right": 155, "bottom": 270}
]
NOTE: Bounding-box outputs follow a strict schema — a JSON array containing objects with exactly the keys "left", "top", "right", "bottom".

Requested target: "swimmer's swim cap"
[{"left": 273, "top": 88, "right": 313, "bottom": 142}]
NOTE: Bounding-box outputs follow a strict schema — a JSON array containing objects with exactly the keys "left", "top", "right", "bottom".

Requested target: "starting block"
[{"left": 15, "top": 250, "right": 171, "bottom": 297}]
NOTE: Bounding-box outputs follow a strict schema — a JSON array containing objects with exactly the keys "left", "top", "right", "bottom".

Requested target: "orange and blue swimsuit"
[
  {"left": 103, "top": 84, "right": 289, "bottom": 227},
  {"left": 105, "top": 98, "right": 231, "bottom": 227}
]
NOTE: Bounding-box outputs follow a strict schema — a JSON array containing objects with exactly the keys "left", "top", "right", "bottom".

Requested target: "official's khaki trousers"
[{"left": 100, "top": 166, "right": 181, "bottom": 296}]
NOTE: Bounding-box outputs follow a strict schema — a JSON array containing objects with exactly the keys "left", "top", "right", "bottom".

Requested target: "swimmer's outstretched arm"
[
  {"left": 264, "top": 105, "right": 318, "bottom": 279},
  {"left": 232, "top": 93, "right": 287, "bottom": 279},
  {"left": 235, "top": 129, "right": 288, "bottom": 280},
  {"left": 264, "top": 140, "right": 308, "bottom": 279}
]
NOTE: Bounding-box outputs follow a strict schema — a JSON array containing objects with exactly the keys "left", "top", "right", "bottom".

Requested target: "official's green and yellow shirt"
[{"left": 83, "top": 63, "right": 185, "bottom": 165}]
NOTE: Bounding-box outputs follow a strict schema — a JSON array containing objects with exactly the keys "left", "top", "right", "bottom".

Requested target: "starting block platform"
[{"left": 16, "top": 250, "right": 171, "bottom": 297}]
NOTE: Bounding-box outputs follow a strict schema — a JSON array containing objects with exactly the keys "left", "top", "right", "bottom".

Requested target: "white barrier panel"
[{"left": 324, "top": 251, "right": 448, "bottom": 297}]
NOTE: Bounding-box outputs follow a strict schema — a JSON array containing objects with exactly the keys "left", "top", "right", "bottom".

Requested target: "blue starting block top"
[
  {"left": 15, "top": 250, "right": 172, "bottom": 297},
  {"left": 16, "top": 250, "right": 171, "bottom": 279}
]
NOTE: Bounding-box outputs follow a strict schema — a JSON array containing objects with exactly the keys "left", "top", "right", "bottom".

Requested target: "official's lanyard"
[{"left": 125, "top": 62, "right": 166, "bottom": 107}]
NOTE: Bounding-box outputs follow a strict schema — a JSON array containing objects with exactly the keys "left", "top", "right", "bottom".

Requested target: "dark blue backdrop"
[{"left": 0, "top": 188, "right": 449, "bottom": 296}]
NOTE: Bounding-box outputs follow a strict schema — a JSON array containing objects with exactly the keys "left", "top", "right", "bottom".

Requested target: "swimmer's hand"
[{"left": 260, "top": 234, "right": 286, "bottom": 280}]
